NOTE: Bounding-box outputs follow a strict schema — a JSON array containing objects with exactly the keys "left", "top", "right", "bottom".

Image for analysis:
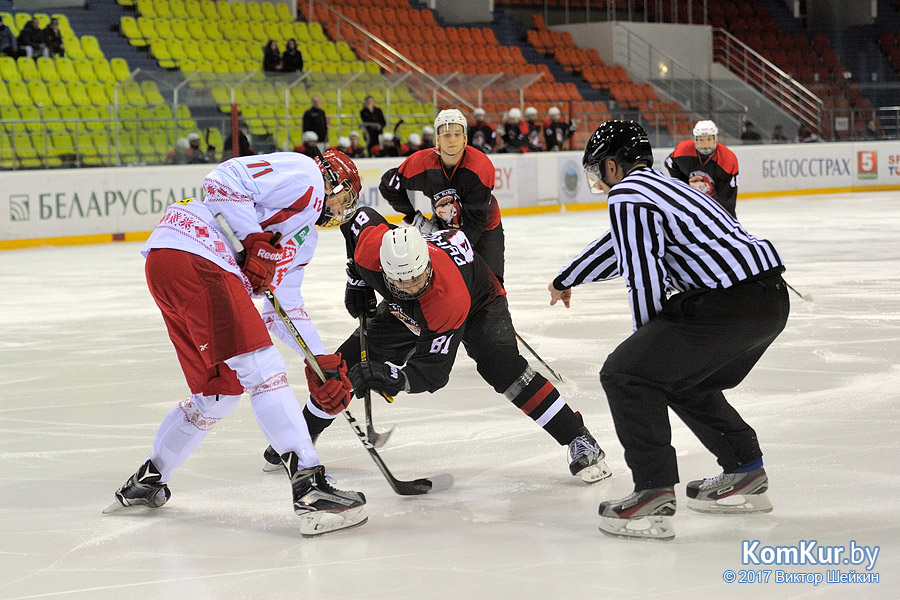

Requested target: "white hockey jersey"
[{"left": 142, "top": 152, "right": 329, "bottom": 355}]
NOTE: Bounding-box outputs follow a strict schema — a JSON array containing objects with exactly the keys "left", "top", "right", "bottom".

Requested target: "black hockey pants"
[{"left": 599, "top": 272, "right": 790, "bottom": 491}]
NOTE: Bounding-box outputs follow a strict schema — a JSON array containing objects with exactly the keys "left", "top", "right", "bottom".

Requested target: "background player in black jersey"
[
  {"left": 468, "top": 107, "right": 496, "bottom": 154},
  {"left": 549, "top": 120, "right": 789, "bottom": 540},
  {"left": 298, "top": 206, "right": 611, "bottom": 484},
  {"left": 379, "top": 108, "right": 506, "bottom": 282},
  {"left": 664, "top": 120, "right": 740, "bottom": 218},
  {"left": 543, "top": 106, "right": 577, "bottom": 152}
]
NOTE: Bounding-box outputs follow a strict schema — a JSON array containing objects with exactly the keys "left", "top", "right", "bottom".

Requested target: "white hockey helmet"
[
  {"left": 507, "top": 107, "right": 522, "bottom": 121},
  {"left": 525, "top": 106, "right": 538, "bottom": 120},
  {"left": 380, "top": 131, "right": 394, "bottom": 143},
  {"left": 380, "top": 227, "right": 433, "bottom": 300},
  {"left": 302, "top": 130, "right": 319, "bottom": 144},
  {"left": 338, "top": 136, "right": 350, "bottom": 149},
  {"left": 692, "top": 120, "right": 718, "bottom": 156},
  {"left": 473, "top": 107, "right": 486, "bottom": 118},
  {"left": 422, "top": 125, "right": 435, "bottom": 137},
  {"left": 349, "top": 130, "right": 361, "bottom": 140},
  {"left": 434, "top": 108, "right": 468, "bottom": 136},
  {"left": 548, "top": 106, "right": 561, "bottom": 119},
  {"left": 408, "top": 132, "right": 422, "bottom": 146}
]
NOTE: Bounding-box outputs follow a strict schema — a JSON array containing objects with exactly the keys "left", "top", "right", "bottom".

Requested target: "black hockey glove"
[
  {"left": 348, "top": 361, "right": 406, "bottom": 398},
  {"left": 344, "top": 263, "right": 377, "bottom": 319}
]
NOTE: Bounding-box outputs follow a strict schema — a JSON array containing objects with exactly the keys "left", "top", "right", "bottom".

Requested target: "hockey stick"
[
  {"left": 515, "top": 332, "right": 565, "bottom": 383},
  {"left": 214, "top": 213, "right": 453, "bottom": 495},
  {"left": 358, "top": 313, "right": 394, "bottom": 447},
  {"left": 785, "top": 281, "right": 813, "bottom": 302}
]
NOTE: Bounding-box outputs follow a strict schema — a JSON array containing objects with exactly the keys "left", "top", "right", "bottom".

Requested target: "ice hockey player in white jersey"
[{"left": 104, "top": 151, "right": 367, "bottom": 537}]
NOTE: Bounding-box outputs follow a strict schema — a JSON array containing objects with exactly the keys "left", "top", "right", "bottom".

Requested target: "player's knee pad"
[
  {"left": 225, "top": 346, "right": 288, "bottom": 393},
  {"left": 178, "top": 393, "right": 241, "bottom": 431}
]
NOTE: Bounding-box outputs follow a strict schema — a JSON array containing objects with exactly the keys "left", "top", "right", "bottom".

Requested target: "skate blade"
[
  {"left": 102, "top": 499, "right": 127, "bottom": 515},
  {"left": 300, "top": 506, "right": 368, "bottom": 537},
  {"left": 261, "top": 461, "right": 283, "bottom": 474},
  {"left": 687, "top": 493, "right": 773, "bottom": 514},
  {"left": 579, "top": 460, "right": 613, "bottom": 484},
  {"left": 599, "top": 515, "right": 675, "bottom": 541}
]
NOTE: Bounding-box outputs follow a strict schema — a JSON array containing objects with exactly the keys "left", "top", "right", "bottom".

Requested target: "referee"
[{"left": 548, "top": 121, "right": 789, "bottom": 541}]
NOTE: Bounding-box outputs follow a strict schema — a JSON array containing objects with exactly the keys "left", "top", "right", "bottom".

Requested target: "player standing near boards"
[
  {"left": 379, "top": 109, "right": 506, "bottom": 283},
  {"left": 105, "top": 151, "right": 367, "bottom": 537},
  {"left": 549, "top": 121, "right": 789, "bottom": 540},
  {"left": 665, "top": 120, "right": 740, "bottom": 218}
]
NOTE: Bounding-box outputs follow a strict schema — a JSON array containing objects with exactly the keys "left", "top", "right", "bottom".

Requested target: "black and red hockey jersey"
[
  {"left": 341, "top": 206, "right": 504, "bottom": 393},
  {"left": 379, "top": 146, "right": 501, "bottom": 246},
  {"left": 664, "top": 140, "right": 740, "bottom": 217}
]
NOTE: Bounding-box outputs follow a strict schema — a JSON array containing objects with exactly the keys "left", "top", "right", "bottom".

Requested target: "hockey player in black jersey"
[
  {"left": 301, "top": 206, "right": 612, "bottom": 485},
  {"left": 549, "top": 120, "right": 789, "bottom": 540},
  {"left": 665, "top": 120, "right": 740, "bottom": 217},
  {"left": 379, "top": 108, "right": 506, "bottom": 282},
  {"left": 468, "top": 107, "right": 496, "bottom": 154},
  {"left": 543, "top": 106, "right": 577, "bottom": 152}
]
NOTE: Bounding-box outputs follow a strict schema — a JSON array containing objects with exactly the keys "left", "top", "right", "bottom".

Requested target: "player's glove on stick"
[
  {"left": 305, "top": 353, "right": 352, "bottom": 414},
  {"left": 408, "top": 210, "right": 439, "bottom": 235},
  {"left": 344, "top": 263, "right": 377, "bottom": 319},
  {"left": 241, "top": 231, "right": 283, "bottom": 294},
  {"left": 349, "top": 361, "right": 406, "bottom": 399}
]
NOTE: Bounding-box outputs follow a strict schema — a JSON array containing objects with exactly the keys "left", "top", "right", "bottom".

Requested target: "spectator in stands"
[
  {"left": 185, "top": 132, "right": 213, "bottom": 164},
  {"left": 740, "top": 121, "right": 762, "bottom": 144},
  {"left": 524, "top": 107, "right": 545, "bottom": 152},
  {"left": 302, "top": 96, "right": 328, "bottom": 151},
  {"left": 771, "top": 124, "right": 789, "bottom": 143},
  {"left": 263, "top": 39, "right": 281, "bottom": 71},
  {"left": 544, "top": 106, "right": 576, "bottom": 152},
  {"left": 17, "top": 17, "right": 48, "bottom": 58},
  {"left": 862, "top": 119, "right": 883, "bottom": 140},
  {"left": 281, "top": 38, "right": 304, "bottom": 72},
  {"left": 294, "top": 131, "right": 319, "bottom": 158},
  {"left": 468, "top": 108, "right": 496, "bottom": 154},
  {"left": 401, "top": 133, "right": 421, "bottom": 157},
  {"left": 347, "top": 130, "right": 366, "bottom": 158},
  {"left": 420, "top": 126, "right": 435, "bottom": 150},
  {"left": 795, "top": 123, "right": 818, "bottom": 143},
  {"left": 42, "top": 18, "right": 65, "bottom": 57},
  {"left": 0, "top": 15, "right": 16, "bottom": 58},
  {"left": 223, "top": 124, "right": 252, "bottom": 160},
  {"left": 360, "top": 95, "right": 386, "bottom": 155}
]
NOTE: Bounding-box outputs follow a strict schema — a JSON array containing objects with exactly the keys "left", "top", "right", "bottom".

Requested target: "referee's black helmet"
[{"left": 583, "top": 120, "right": 654, "bottom": 172}]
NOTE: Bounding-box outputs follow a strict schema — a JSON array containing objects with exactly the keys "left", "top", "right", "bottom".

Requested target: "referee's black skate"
[
  {"left": 103, "top": 459, "right": 171, "bottom": 514},
  {"left": 598, "top": 487, "right": 676, "bottom": 541},
  {"left": 282, "top": 451, "right": 367, "bottom": 537},
  {"left": 568, "top": 427, "right": 612, "bottom": 483},
  {"left": 686, "top": 466, "right": 773, "bottom": 514}
]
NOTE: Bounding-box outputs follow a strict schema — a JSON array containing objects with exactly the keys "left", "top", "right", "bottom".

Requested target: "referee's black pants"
[{"left": 599, "top": 273, "right": 790, "bottom": 491}]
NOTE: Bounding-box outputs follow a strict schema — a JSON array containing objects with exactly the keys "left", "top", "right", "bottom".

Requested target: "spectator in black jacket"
[
  {"left": 0, "top": 15, "right": 18, "bottom": 57},
  {"left": 302, "top": 96, "right": 328, "bottom": 151},
  {"left": 359, "top": 95, "right": 386, "bottom": 155},
  {"left": 262, "top": 39, "right": 280, "bottom": 71},
  {"left": 17, "top": 17, "right": 48, "bottom": 58},
  {"left": 43, "top": 18, "right": 65, "bottom": 57},
  {"left": 281, "top": 38, "right": 303, "bottom": 72}
]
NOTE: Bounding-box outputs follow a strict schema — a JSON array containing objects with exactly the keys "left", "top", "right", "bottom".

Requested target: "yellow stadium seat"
[
  {"left": 231, "top": 1, "right": 248, "bottom": 21},
  {"left": 15, "top": 12, "right": 32, "bottom": 31},
  {"left": 27, "top": 80, "right": 52, "bottom": 105},
  {"left": 170, "top": 0, "right": 186, "bottom": 16},
  {"left": 292, "top": 22, "right": 310, "bottom": 43},
  {"left": 217, "top": 1, "right": 234, "bottom": 21},
  {"left": 136, "top": 0, "right": 156, "bottom": 18},
  {"left": 2, "top": 106, "right": 24, "bottom": 133},
  {"left": 33, "top": 12, "right": 51, "bottom": 28},
  {"left": 72, "top": 58, "right": 95, "bottom": 81},
  {"left": 263, "top": 22, "right": 280, "bottom": 40},
  {"left": 117, "top": 0, "right": 137, "bottom": 8},
  {"left": 199, "top": 39, "right": 218, "bottom": 61},
  {"left": 275, "top": 3, "right": 291, "bottom": 21},
  {"left": 0, "top": 81, "right": 11, "bottom": 105},
  {"left": 93, "top": 58, "right": 116, "bottom": 83},
  {"left": 171, "top": 20, "right": 189, "bottom": 40},
  {"left": 67, "top": 81, "right": 91, "bottom": 106},
  {"left": 17, "top": 56, "right": 40, "bottom": 81},
  {"left": 155, "top": 19, "right": 173, "bottom": 40},
  {"left": 8, "top": 80, "right": 32, "bottom": 105},
  {"left": 167, "top": 38, "right": 187, "bottom": 66},
  {"left": 36, "top": 56, "right": 60, "bottom": 82},
  {"left": 151, "top": 39, "right": 175, "bottom": 68},
  {"left": 152, "top": 0, "right": 172, "bottom": 20},
  {"left": 86, "top": 81, "right": 109, "bottom": 105},
  {"left": 185, "top": 19, "right": 203, "bottom": 40},
  {"left": 200, "top": 0, "right": 217, "bottom": 20},
  {"left": 48, "top": 81, "right": 71, "bottom": 106},
  {"left": 41, "top": 104, "right": 66, "bottom": 132},
  {"left": 58, "top": 105, "right": 80, "bottom": 131},
  {"left": 308, "top": 22, "right": 325, "bottom": 42},
  {"left": 80, "top": 105, "right": 108, "bottom": 132},
  {"left": 185, "top": 0, "right": 203, "bottom": 20},
  {"left": 111, "top": 58, "right": 131, "bottom": 81},
  {"left": 63, "top": 34, "right": 83, "bottom": 59},
  {"left": 141, "top": 80, "right": 165, "bottom": 104},
  {"left": 19, "top": 104, "right": 42, "bottom": 133},
  {"left": 81, "top": 35, "right": 105, "bottom": 59},
  {"left": 261, "top": 2, "right": 276, "bottom": 21},
  {"left": 246, "top": 2, "right": 263, "bottom": 21},
  {"left": 120, "top": 16, "right": 147, "bottom": 47},
  {"left": 0, "top": 56, "right": 21, "bottom": 81}
]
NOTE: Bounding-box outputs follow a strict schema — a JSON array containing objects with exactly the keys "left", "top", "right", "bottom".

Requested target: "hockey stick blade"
[
  {"left": 515, "top": 332, "right": 565, "bottom": 383},
  {"left": 785, "top": 281, "right": 813, "bottom": 302},
  {"left": 342, "top": 410, "right": 452, "bottom": 495}
]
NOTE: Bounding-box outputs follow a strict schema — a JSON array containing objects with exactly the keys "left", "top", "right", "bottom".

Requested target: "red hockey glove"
[
  {"left": 241, "top": 232, "right": 283, "bottom": 294},
  {"left": 305, "top": 353, "right": 352, "bottom": 415},
  {"left": 348, "top": 361, "right": 406, "bottom": 399}
]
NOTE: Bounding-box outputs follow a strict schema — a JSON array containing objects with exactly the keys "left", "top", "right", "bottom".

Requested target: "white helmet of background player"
[
  {"left": 548, "top": 106, "right": 562, "bottom": 121},
  {"left": 525, "top": 106, "right": 539, "bottom": 122},
  {"left": 693, "top": 120, "right": 718, "bottom": 157},
  {"left": 380, "top": 227, "right": 433, "bottom": 300},
  {"left": 314, "top": 149, "right": 361, "bottom": 228},
  {"left": 302, "top": 130, "right": 319, "bottom": 145},
  {"left": 507, "top": 107, "right": 522, "bottom": 122},
  {"left": 473, "top": 107, "right": 486, "bottom": 121}
]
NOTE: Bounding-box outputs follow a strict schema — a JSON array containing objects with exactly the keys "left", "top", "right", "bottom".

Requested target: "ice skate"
[
  {"left": 686, "top": 466, "right": 773, "bottom": 514},
  {"left": 103, "top": 459, "right": 171, "bottom": 514},
  {"left": 282, "top": 451, "right": 367, "bottom": 537},
  {"left": 598, "top": 487, "right": 676, "bottom": 541},
  {"left": 262, "top": 432, "right": 319, "bottom": 473},
  {"left": 568, "top": 427, "right": 612, "bottom": 483}
]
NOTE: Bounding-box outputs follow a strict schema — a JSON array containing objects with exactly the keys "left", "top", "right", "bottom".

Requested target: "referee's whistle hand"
[{"left": 548, "top": 283, "right": 571, "bottom": 309}]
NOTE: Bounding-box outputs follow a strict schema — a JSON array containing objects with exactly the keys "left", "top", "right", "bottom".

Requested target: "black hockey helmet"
[{"left": 582, "top": 120, "right": 654, "bottom": 173}]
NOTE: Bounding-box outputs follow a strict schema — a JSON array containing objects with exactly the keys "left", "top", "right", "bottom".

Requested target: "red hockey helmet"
[{"left": 315, "top": 150, "right": 361, "bottom": 227}]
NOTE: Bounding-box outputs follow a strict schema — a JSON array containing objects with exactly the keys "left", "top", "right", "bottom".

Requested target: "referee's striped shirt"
[{"left": 554, "top": 167, "right": 784, "bottom": 331}]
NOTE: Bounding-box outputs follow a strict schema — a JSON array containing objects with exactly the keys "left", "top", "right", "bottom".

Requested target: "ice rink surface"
[{"left": 1, "top": 192, "right": 898, "bottom": 599}]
